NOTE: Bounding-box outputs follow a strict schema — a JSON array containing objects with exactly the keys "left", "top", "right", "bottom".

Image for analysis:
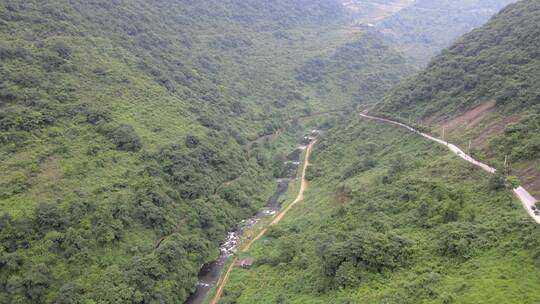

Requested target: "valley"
[{"left": 0, "top": 1, "right": 538, "bottom": 304}]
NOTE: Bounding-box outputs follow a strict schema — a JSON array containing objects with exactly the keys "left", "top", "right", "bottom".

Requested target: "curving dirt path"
[{"left": 210, "top": 139, "right": 316, "bottom": 304}]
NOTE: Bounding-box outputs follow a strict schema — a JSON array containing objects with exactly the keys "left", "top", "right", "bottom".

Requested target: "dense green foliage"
[
  {"left": 295, "top": 31, "right": 412, "bottom": 106},
  {"left": 0, "top": 0, "right": 418, "bottom": 303},
  {"left": 2, "top": 0, "right": 534, "bottom": 303},
  {"left": 0, "top": 1, "right": 351, "bottom": 303},
  {"left": 221, "top": 118, "right": 540, "bottom": 304},
  {"left": 375, "top": 0, "right": 540, "bottom": 195},
  {"left": 378, "top": 0, "right": 540, "bottom": 119},
  {"left": 491, "top": 114, "right": 540, "bottom": 162},
  {"left": 378, "top": 0, "right": 514, "bottom": 65}
]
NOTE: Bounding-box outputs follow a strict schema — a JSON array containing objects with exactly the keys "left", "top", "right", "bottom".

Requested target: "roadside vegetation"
[{"left": 220, "top": 118, "right": 540, "bottom": 304}]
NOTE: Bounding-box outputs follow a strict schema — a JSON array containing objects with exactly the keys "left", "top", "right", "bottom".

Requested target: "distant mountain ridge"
[{"left": 377, "top": 0, "right": 516, "bottom": 65}]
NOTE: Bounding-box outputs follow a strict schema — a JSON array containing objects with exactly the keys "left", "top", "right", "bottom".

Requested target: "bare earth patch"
[
  {"left": 441, "top": 99, "right": 497, "bottom": 130},
  {"left": 430, "top": 100, "right": 539, "bottom": 196},
  {"left": 29, "top": 156, "right": 64, "bottom": 199}
]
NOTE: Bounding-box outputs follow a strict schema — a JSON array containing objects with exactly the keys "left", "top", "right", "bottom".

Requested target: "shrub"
[
  {"left": 136, "top": 201, "right": 165, "bottom": 227},
  {"left": 21, "top": 264, "right": 51, "bottom": 303},
  {"left": 55, "top": 282, "right": 84, "bottom": 304},
  {"left": 82, "top": 106, "right": 112, "bottom": 125},
  {"left": 110, "top": 124, "right": 142, "bottom": 152},
  {"left": 50, "top": 42, "right": 72, "bottom": 59},
  {"left": 33, "top": 202, "right": 68, "bottom": 232},
  {"left": 0, "top": 106, "right": 46, "bottom": 131},
  {"left": 185, "top": 134, "right": 200, "bottom": 148},
  {"left": 334, "top": 261, "right": 361, "bottom": 288},
  {"left": 437, "top": 223, "right": 494, "bottom": 259},
  {"left": 321, "top": 230, "right": 413, "bottom": 289}
]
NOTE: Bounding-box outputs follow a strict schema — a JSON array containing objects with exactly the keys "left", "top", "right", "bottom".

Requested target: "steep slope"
[
  {"left": 375, "top": 0, "right": 540, "bottom": 196},
  {"left": 295, "top": 30, "right": 412, "bottom": 109},
  {"left": 0, "top": 1, "right": 415, "bottom": 303},
  {"left": 0, "top": 1, "right": 341, "bottom": 303},
  {"left": 377, "top": 0, "right": 516, "bottom": 65},
  {"left": 216, "top": 2, "right": 540, "bottom": 303},
  {"left": 220, "top": 117, "right": 540, "bottom": 304}
]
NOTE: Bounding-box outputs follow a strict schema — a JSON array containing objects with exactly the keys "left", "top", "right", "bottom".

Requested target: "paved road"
[
  {"left": 360, "top": 113, "right": 540, "bottom": 224},
  {"left": 514, "top": 186, "right": 540, "bottom": 224}
]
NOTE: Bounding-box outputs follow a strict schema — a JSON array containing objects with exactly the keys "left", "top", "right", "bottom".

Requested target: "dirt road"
[{"left": 209, "top": 139, "right": 316, "bottom": 304}]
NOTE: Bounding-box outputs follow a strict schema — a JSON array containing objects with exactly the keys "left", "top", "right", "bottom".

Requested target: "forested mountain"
[
  {"left": 376, "top": 0, "right": 540, "bottom": 196},
  {"left": 218, "top": 2, "right": 540, "bottom": 303},
  {"left": 221, "top": 116, "right": 540, "bottom": 304},
  {"left": 2, "top": 0, "right": 538, "bottom": 303},
  {"left": 377, "top": 0, "right": 515, "bottom": 65},
  {"left": 0, "top": 1, "right": 414, "bottom": 303},
  {"left": 341, "top": 0, "right": 415, "bottom": 23}
]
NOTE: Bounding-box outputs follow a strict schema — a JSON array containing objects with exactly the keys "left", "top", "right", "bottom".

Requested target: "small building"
[{"left": 237, "top": 258, "right": 255, "bottom": 269}]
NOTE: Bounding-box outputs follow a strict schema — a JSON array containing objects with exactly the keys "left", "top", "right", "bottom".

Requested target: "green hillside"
[
  {"left": 3, "top": 0, "right": 537, "bottom": 303},
  {"left": 218, "top": 1, "right": 540, "bottom": 303},
  {"left": 376, "top": 0, "right": 540, "bottom": 195},
  {"left": 220, "top": 117, "right": 540, "bottom": 304},
  {"left": 0, "top": 1, "right": 414, "bottom": 303}
]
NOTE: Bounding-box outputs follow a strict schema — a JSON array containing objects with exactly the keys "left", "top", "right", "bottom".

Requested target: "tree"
[
  {"left": 136, "top": 201, "right": 165, "bottom": 227},
  {"left": 441, "top": 201, "right": 460, "bottom": 223},
  {"left": 33, "top": 202, "right": 67, "bottom": 232},
  {"left": 21, "top": 264, "right": 51, "bottom": 303},
  {"left": 489, "top": 167, "right": 509, "bottom": 190},
  {"left": 83, "top": 105, "right": 112, "bottom": 125},
  {"left": 436, "top": 223, "right": 486, "bottom": 259},
  {"left": 185, "top": 135, "right": 200, "bottom": 148},
  {"left": 334, "top": 261, "right": 361, "bottom": 288},
  {"left": 124, "top": 255, "right": 167, "bottom": 303},
  {"left": 0, "top": 249, "right": 22, "bottom": 272},
  {"left": 55, "top": 282, "right": 84, "bottom": 304},
  {"left": 87, "top": 266, "right": 137, "bottom": 303},
  {"left": 389, "top": 153, "right": 406, "bottom": 175},
  {"left": 110, "top": 124, "right": 142, "bottom": 152},
  {"left": 506, "top": 175, "right": 520, "bottom": 189}
]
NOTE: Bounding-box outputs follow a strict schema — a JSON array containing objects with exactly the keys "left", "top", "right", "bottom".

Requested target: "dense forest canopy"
[
  {"left": 0, "top": 0, "right": 415, "bottom": 303},
  {"left": 0, "top": 1, "right": 357, "bottom": 303},
  {"left": 1, "top": 0, "right": 538, "bottom": 303},
  {"left": 378, "top": 0, "right": 539, "bottom": 118}
]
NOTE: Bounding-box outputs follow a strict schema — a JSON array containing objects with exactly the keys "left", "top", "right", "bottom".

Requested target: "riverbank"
[
  {"left": 208, "top": 138, "right": 317, "bottom": 304},
  {"left": 184, "top": 132, "right": 318, "bottom": 304}
]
